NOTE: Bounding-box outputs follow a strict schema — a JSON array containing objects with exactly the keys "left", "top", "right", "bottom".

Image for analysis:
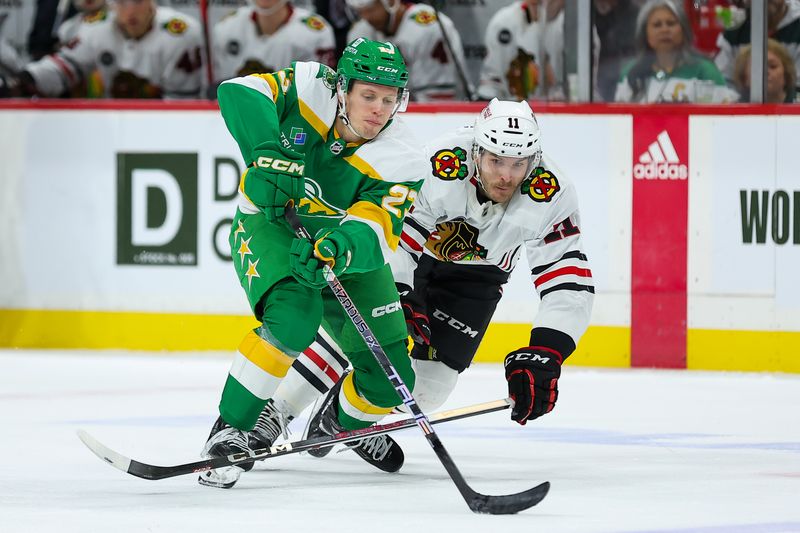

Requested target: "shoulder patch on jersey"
[
  {"left": 411, "top": 10, "right": 437, "bottom": 25},
  {"left": 164, "top": 18, "right": 188, "bottom": 35},
  {"left": 84, "top": 9, "right": 107, "bottom": 24},
  {"left": 315, "top": 63, "right": 337, "bottom": 91},
  {"left": 498, "top": 28, "right": 512, "bottom": 44},
  {"left": 522, "top": 167, "right": 560, "bottom": 202},
  {"left": 430, "top": 146, "right": 469, "bottom": 180},
  {"left": 303, "top": 16, "right": 327, "bottom": 31},
  {"left": 164, "top": 18, "right": 187, "bottom": 35}
]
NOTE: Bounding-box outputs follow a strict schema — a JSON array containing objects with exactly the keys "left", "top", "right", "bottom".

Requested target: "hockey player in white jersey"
[
  {"left": 247, "top": 98, "right": 594, "bottom": 472},
  {"left": 6, "top": 0, "right": 204, "bottom": 99},
  {"left": 57, "top": 0, "right": 109, "bottom": 47},
  {"left": 478, "top": 0, "right": 565, "bottom": 100},
  {"left": 345, "top": 0, "right": 470, "bottom": 101},
  {"left": 211, "top": 0, "right": 336, "bottom": 88}
]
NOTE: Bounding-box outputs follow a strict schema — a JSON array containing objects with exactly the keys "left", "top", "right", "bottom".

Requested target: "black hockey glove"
[
  {"left": 504, "top": 346, "right": 563, "bottom": 425},
  {"left": 396, "top": 283, "right": 431, "bottom": 347}
]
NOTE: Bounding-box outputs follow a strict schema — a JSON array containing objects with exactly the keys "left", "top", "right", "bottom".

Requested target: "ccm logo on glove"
[
  {"left": 504, "top": 346, "right": 563, "bottom": 425},
  {"left": 256, "top": 157, "right": 305, "bottom": 175}
]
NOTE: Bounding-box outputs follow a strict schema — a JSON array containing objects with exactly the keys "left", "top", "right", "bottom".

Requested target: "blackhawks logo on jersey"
[
  {"left": 303, "top": 16, "right": 326, "bottom": 31},
  {"left": 430, "top": 147, "right": 468, "bottom": 180},
  {"left": 425, "top": 219, "right": 487, "bottom": 262},
  {"left": 164, "top": 18, "right": 188, "bottom": 35},
  {"left": 297, "top": 178, "right": 345, "bottom": 218},
  {"left": 412, "top": 10, "right": 437, "bottom": 25},
  {"left": 522, "top": 167, "right": 560, "bottom": 203}
]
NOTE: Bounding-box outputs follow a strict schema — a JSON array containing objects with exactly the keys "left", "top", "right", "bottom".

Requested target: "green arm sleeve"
[{"left": 216, "top": 68, "right": 294, "bottom": 165}]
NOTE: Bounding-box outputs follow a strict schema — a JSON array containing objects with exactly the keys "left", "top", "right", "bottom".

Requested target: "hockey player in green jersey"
[{"left": 198, "top": 37, "right": 428, "bottom": 489}]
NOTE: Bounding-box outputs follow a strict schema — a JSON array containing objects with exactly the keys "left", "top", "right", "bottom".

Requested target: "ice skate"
[
  {"left": 197, "top": 416, "right": 255, "bottom": 489},
  {"left": 304, "top": 376, "right": 404, "bottom": 472}
]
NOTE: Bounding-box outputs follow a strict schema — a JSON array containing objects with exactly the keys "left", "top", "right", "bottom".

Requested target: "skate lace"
[
  {"left": 354, "top": 434, "right": 391, "bottom": 461},
  {"left": 252, "top": 401, "right": 290, "bottom": 445}
]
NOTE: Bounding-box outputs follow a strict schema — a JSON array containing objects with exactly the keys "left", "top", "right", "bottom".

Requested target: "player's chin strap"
[
  {"left": 251, "top": 0, "right": 288, "bottom": 17},
  {"left": 336, "top": 79, "right": 409, "bottom": 141}
]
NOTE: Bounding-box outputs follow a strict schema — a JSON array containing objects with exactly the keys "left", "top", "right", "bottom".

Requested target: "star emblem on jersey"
[
  {"left": 425, "top": 219, "right": 488, "bottom": 262},
  {"left": 237, "top": 236, "right": 253, "bottom": 267},
  {"left": 522, "top": 167, "right": 560, "bottom": 203},
  {"left": 233, "top": 219, "right": 246, "bottom": 240},
  {"left": 430, "top": 147, "right": 469, "bottom": 180},
  {"left": 245, "top": 258, "right": 261, "bottom": 288},
  {"left": 290, "top": 127, "right": 306, "bottom": 146}
]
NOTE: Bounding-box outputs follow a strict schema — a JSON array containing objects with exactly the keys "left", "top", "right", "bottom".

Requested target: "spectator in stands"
[
  {"left": 314, "top": 0, "right": 352, "bottom": 58},
  {"left": 733, "top": 37, "right": 797, "bottom": 102},
  {"left": 211, "top": 0, "right": 335, "bottom": 92},
  {"left": 615, "top": 0, "right": 736, "bottom": 103},
  {"left": 478, "top": 0, "right": 566, "bottom": 101},
  {"left": 28, "top": 0, "right": 72, "bottom": 60},
  {"left": 0, "top": 0, "right": 204, "bottom": 99},
  {"left": 345, "top": 0, "right": 471, "bottom": 101},
  {"left": 715, "top": 0, "right": 800, "bottom": 91},
  {"left": 57, "top": 0, "right": 109, "bottom": 47},
  {"left": 594, "top": 0, "right": 640, "bottom": 101}
]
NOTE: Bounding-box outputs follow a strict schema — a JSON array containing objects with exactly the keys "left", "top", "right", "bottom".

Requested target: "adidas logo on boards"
[{"left": 633, "top": 130, "right": 688, "bottom": 180}]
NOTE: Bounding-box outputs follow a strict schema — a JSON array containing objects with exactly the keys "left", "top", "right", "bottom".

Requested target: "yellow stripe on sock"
[
  {"left": 341, "top": 372, "right": 393, "bottom": 416},
  {"left": 238, "top": 331, "right": 293, "bottom": 378}
]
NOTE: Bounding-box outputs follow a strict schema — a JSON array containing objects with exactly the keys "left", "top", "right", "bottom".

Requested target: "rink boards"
[{"left": 0, "top": 102, "right": 798, "bottom": 372}]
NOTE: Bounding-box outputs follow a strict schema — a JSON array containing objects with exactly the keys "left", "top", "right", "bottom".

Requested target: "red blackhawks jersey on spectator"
[
  {"left": 26, "top": 6, "right": 203, "bottom": 98},
  {"left": 391, "top": 126, "right": 594, "bottom": 345}
]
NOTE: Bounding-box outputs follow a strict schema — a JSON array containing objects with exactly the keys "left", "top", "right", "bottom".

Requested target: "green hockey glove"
[
  {"left": 242, "top": 142, "right": 305, "bottom": 223},
  {"left": 289, "top": 229, "right": 353, "bottom": 288}
]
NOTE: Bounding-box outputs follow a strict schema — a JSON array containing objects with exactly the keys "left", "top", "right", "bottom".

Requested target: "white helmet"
[
  {"left": 473, "top": 98, "right": 542, "bottom": 160},
  {"left": 471, "top": 98, "right": 543, "bottom": 193}
]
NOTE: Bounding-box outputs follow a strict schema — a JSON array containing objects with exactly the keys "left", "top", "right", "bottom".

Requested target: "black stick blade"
[{"left": 468, "top": 481, "right": 551, "bottom": 515}]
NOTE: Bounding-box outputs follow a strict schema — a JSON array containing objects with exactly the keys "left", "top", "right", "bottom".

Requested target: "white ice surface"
[{"left": 1, "top": 350, "right": 799, "bottom": 533}]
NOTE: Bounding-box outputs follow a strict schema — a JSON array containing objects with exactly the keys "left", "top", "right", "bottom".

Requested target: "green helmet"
[{"left": 337, "top": 38, "right": 409, "bottom": 91}]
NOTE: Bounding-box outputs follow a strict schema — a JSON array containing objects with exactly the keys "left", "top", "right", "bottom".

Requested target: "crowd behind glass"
[{"left": 0, "top": 0, "right": 797, "bottom": 104}]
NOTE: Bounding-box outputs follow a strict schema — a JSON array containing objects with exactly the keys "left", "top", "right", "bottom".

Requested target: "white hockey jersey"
[
  {"left": 347, "top": 3, "right": 470, "bottom": 101},
  {"left": 478, "top": 1, "right": 564, "bottom": 100},
  {"left": 57, "top": 7, "right": 109, "bottom": 47},
  {"left": 212, "top": 5, "right": 336, "bottom": 85},
  {"left": 392, "top": 126, "right": 594, "bottom": 346},
  {"left": 26, "top": 6, "right": 203, "bottom": 98}
]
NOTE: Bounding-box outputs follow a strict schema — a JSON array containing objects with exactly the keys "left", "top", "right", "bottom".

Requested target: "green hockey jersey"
[{"left": 217, "top": 61, "right": 427, "bottom": 272}]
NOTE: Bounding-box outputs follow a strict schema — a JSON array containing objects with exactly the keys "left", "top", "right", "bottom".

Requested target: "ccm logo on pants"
[{"left": 372, "top": 301, "right": 401, "bottom": 317}]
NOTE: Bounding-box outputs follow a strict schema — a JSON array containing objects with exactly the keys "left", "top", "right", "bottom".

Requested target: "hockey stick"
[
  {"left": 285, "top": 205, "right": 549, "bottom": 514},
  {"left": 198, "top": 0, "right": 215, "bottom": 90},
  {"left": 77, "top": 398, "right": 511, "bottom": 481},
  {"left": 431, "top": 1, "right": 477, "bottom": 101}
]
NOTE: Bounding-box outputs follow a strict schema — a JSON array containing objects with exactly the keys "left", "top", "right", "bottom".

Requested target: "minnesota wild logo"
[
  {"left": 297, "top": 178, "right": 346, "bottom": 218},
  {"left": 316, "top": 64, "right": 337, "bottom": 91},
  {"left": 430, "top": 146, "right": 469, "bottom": 180}
]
